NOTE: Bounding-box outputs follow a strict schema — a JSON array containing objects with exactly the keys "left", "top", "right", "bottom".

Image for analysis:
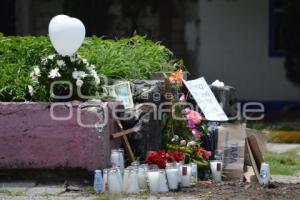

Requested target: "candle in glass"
[
  {"left": 138, "top": 165, "right": 148, "bottom": 191},
  {"left": 108, "top": 168, "right": 122, "bottom": 193},
  {"left": 118, "top": 148, "right": 125, "bottom": 173},
  {"left": 190, "top": 162, "right": 198, "bottom": 186},
  {"left": 159, "top": 170, "right": 169, "bottom": 192},
  {"left": 110, "top": 149, "right": 120, "bottom": 167},
  {"left": 176, "top": 162, "right": 182, "bottom": 184},
  {"left": 102, "top": 169, "right": 109, "bottom": 192},
  {"left": 166, "top": 165, "right": 178, "bottom": 191},
  {"left": 127, "top": 168, "right": 140, "bottom": 193},
  {"left": 147, "top": 170, "right": 160, "bottom": 193},
  {"left": 123, "top": 167, "right": 131, "bottom": 192},
  {"left": 210, "top": 160, "right": 222, "bottom": 183},
  {"left": 181, "top": 164, "right": 191, "bottom": 187}
]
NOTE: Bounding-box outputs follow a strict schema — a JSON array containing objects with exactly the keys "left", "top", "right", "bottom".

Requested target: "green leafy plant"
[
  {"left": 29, "top": 53, "right": 101, "bottom": 101},
  {"left": 0, "top": 33, "right": 181, "bottom": 102}
]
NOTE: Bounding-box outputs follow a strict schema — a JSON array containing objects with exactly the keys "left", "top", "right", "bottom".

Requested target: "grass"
[
  {"left": 0, "top": 188, "right": 26, "bottom": 196},
  {"left": 247, "top": 122, "right": 300, "bottom": 131},
  {"left": 265, "top": 148, "right": 300, "bottom": 176}
]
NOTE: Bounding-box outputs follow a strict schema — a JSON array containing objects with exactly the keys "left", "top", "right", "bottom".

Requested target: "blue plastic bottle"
[{"left": 94, "top": 169, "right": 103, "bottom": 193}]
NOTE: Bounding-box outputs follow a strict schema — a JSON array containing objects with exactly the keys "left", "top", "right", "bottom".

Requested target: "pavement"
[
  {"left": 1, "top": 143, "right": 300, "bottom": 199},
  {"left": 267, "top": 143, "right": 300, "bottom": 154}
]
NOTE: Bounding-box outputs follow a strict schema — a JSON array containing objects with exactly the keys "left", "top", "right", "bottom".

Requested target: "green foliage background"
[{"left": 0, "top": 33, "right": 180, "bottom": 102}]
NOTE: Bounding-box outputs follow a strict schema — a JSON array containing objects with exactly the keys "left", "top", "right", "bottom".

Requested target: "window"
[{"left": 269, "top": 0, "right": 286, "bottom": 57}]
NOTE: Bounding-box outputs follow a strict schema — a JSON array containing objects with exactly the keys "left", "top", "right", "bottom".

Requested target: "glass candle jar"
[
  {"left": 210, "top": 160, "right": 222, "bottom": 183},
  {"left": 102, "top": 168, "right": 109, "bottom": 192},
  {"left": 159, "top": 170, "right": 169, "bottom": 193},
  {"left": 181, "top": 164, "right": 191, "bottom": 187},
  {"left": 110, "top": 149, "right": 125, "bottom": 174},
  {"left": 166, "top": 165, "right": 179, "bottom": 191},
  {"left": 138, "top": 165, "right": 148, "bottom": 191},
  {"left": 93, "top": 169, "right": 103, "bottom": 193},
  {"left": 123, "top": 167, "right": 131, "bottom": 192},
  {"left": 176, "top": 162, "right": 182, "bottom": 184},
  {"left": 190, "top": 162, "right": 198, "bottom": 186},
  {"left": 127, "top": 168, "right": 140, "bottom": 193},
  {"left": 147, "top": 169, "right": 160, "bottom": 193},
  {"left": 108, "top": 168, "right": 122, "bottom": 193},
  {"left": 118, "top": 148, "right": 125, "bottom": 173}
]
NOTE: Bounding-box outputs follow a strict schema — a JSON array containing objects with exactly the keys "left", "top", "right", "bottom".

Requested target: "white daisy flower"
[
  {"left": 33, "top": 66, "right": 41, "bottom": 77},
  {"left": 94, "top": 74, "right": 100, "bottom": 85},
  {"left": 28, "top": 85, "right": 34, "bottom": 96},
  {"left": 76, "top": 79, "right": 84, "bottom": 87},
  {"left": 187, "top": 141, "right": 197, "bottom": 147},
  {"left": 82, "top": 58, "right": 89, "bottom": 65},
  {"left": 47, "top": 54, "right": 55, "bottom": 60},
  {"left": 48, "top": 68, "right": 61, "bottom": 79},
  {"left": 72, "top": 70, "right": 87, "bottom": 79},
  {"left": 70, "top": 56, "right": 76, "bottom": 63},
  {"left": 41, "top": 58, "right": 48, "bottom": 65},
  {"left": 56, "top": 60, "right": 66, "bottom": 67}
]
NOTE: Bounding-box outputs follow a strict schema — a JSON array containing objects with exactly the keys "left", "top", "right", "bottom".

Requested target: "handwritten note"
[{"left": 183, "top": 77, "right": 228, "bottom": 121}]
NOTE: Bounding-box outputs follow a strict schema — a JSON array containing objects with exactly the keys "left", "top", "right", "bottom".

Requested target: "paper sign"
[{"left": 183, "top": 77, "right": 228, "bottom": 121}]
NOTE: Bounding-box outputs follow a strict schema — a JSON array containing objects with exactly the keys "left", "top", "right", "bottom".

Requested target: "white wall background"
[{"left": 198, "top": 0, "right": 300, "bottom": 101}]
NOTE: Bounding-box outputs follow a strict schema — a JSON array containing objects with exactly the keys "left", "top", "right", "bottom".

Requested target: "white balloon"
[{"left": 49, "top": 14, "right": 86, "bottom": 56}]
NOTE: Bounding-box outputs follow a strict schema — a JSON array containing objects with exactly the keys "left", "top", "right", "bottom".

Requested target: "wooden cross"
[{"left": 112, "top": 119, "right": 137, "bottom": 162}]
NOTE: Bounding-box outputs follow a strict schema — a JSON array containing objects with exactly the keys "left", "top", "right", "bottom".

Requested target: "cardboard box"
[{"left": 217, "top": 123, "right": 246, "bottom": 180}]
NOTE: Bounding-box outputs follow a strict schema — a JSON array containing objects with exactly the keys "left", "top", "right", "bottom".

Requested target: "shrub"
[{"left": 0, "top": 33, "right": 181, "bottom": 102}]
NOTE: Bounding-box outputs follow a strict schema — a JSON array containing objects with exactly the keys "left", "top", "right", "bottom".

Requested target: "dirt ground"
[{"left": 1, "top": 181, "right": 300, "bottom": 200}]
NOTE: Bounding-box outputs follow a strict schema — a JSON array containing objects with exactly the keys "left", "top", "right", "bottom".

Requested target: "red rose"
[
  {"left": 198, "top": 148, "right": 212, "bottom": 159},
  {"left": 146, "top": 151, "right": 158, "bottom": 164},
  {"left": 172, "top": 151, "right": 184, "bottom": 162}
]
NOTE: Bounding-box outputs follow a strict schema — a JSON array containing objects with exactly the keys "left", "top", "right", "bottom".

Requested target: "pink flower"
[
  {"left": 179, "top": 95, "right": 185, "bottom": 102},
  {"left": 186, "top": 111, "right": 202, "bottom": 125},
  {"left": 192, "top": 129, "right": 202, "bottom": 141},
  {"left": 184, "top": 108, "right": 191, "bottom": 114},
  {"left": 188, "top": 120, "right": 196, "bottom": 129}
]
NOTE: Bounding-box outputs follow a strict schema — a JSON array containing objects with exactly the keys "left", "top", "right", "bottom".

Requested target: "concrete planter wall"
[{"left": 0, "top": 101, "right": 121, "bottom": 172}]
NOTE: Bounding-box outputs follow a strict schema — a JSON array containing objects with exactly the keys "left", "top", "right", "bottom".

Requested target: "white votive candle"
[
  {"left": 166, "top": 166, "right": 178, "bottom": 190},
  {"left": 181, "top": 164, "right": 191, "bottom": 187},
  {"left": 108, "top": 168, "right": 122, "bottom": 193},
  {"left": 147, "top": 170, "right": 160, "bottom": 193},
  {"left": 190, "top": 162, "right": 198, "bottom": 186},
  {"left": 127, "top": 168, "right": 140, "bottom": 193},
  {"left": 210, "top": 160, "right": 222, "bottom": 183},
  {"left": 138, "top": 165, "right": 148, "bottom": 191},
  {"left": 159, "top": 170, "right": 169, "bottom": 192}
]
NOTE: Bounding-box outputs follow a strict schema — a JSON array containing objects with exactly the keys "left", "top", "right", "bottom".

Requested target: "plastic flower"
[
  {"left": 184, "top": 107, "right": 191, "bottom": 114},
  {"left": 28, "top": 85, "right": 34, "bottom": 96},
  {"left": 180, "top": 140, "right": 187, "bottom": 146},
  {"left": 47, "top": 54, "right": 55, "bottom": 60},
  {"left": 186, "top": 110, "right": 202, "bottom": 125},
  {"left": 187, "top": 141, "right": 197, "bottom": 147},
  {"left": 179, "top": 94, "right": 185, "bottom": 102},
  {"left": 171, "top": 151, "right": 184, "bottom": 162},
  {"left": 76, "top": 79, "right": 84, "bottom": 87},
  {"left": 72, "top": 70, "right": 87, "bottom": 79},
  {"left": 192, "top": 129, "right": 201, "bottom": 141},
  {"left": 41, "top": 58, "right": 48, "bottom": 65},
  {"left": 30, "top": 66, "right": 41, "bottom": 80},
  {"left": 48, "top": 68, "right": 61, "bottom": 79},
  {"left": 169, "top": 69, "right": 184, "bottom": 85},
  {"left": 188, "top": 120, "right": 196, "bottom": 129},
  {"left": 198, "top": 148, "right": 212, "bottom": 159},
  {"left": 145, "top": 151, "right": 157, "bottom": 165},
  {"left": 57, "top": 60, "right": 66, "bottom": 67}
]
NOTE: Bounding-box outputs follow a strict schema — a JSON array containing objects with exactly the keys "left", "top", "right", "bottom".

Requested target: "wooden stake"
[{"left": 112, "top": 119, "right": 136, "bottom": 162}]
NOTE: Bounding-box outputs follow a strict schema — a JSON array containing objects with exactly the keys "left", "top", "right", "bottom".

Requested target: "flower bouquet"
[
  {"left": 162, "top": 69, "right": 212, "bottom": 169},
  {"left": 145, "top": 150, "right": 184, "bottom": 169},
  {"left": 29, "top": 53, "right": 101, "bottom": 101}
]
